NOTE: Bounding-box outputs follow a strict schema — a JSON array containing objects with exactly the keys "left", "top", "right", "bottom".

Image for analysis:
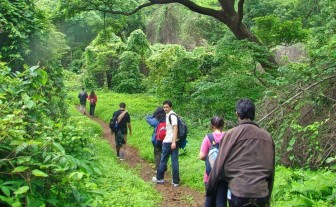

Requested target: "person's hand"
[{"left": 171, "top": 142, "right": 176, "bottom": 150}]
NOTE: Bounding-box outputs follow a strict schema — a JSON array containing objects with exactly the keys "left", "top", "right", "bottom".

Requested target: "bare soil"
[{"left": 86, "top": 113, "right": 205, "bottom": 207}]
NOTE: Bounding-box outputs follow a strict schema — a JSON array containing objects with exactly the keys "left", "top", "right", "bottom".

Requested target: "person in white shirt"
[{"left": 152, "top": 100, "right": 180, "bottom": 187}]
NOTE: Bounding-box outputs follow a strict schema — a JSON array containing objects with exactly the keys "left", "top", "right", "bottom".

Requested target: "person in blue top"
[{"left": 146, "top": 107, "right": 166, "bottom": 170}]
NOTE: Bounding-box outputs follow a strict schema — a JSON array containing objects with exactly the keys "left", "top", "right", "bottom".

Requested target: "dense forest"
[{"left": 0, "top": 0, "right": 335, "bottom": 206}]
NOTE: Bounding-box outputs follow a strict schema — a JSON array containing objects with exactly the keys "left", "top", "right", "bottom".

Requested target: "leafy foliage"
[
  {"left": 0, "top": 64, "right": 100, "bottom": 206},
  {"left": 113, "top": 51, "right": 145, "bottom": 93},
  {"left": 0, "top": 0, "right": 47, "bottom": 69},
  {"left": 253, "top": 15, "right": 309, "bottom": 47}
]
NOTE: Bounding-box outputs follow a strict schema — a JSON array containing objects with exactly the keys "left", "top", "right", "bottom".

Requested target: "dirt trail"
[{"left": 86, "top": 114, "right": 205, "bottom": 207}]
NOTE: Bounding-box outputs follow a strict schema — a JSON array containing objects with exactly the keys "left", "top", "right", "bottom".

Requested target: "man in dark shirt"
[
  {"left": 78, "top": 87, "right": 88, "bottom": 114},
  {"left": 207, "top": 98, "right": 275, "bottom": 207},
  {"left": 112, "top": 102, "right": 132, "bottom": 160}
]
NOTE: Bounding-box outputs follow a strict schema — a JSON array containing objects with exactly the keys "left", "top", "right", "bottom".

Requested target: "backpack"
[
  {"left": 155, "top": 122, "right": 166, "bottom": 141},
  {"left": 89, "top": 98, "right": 96, "bottom": 105},
  {"left": 109, "top": 110, "right": 127, "bottom": 132},
  {"left": 79, "top": 91, "right": 88, "bottom": 102},
  {"left": 168, "top": 113, "right": 188, "bottom": 149},
  {"left": 109, "top": 115, "right": 118, "bottom": 132},
  {"left": 205, "top": 133, "right": 220, "bottom": 176}
]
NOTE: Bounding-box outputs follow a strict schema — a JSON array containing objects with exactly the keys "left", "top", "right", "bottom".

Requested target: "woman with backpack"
[
  {"left": 87, "top": 90, "right": 97, "bottom": 117},
  {"left": 145, "top": 107, "right": 166, "bottom": 171},
  {"left": 199, "top": 116, "right": 227, "bottom": 207}
]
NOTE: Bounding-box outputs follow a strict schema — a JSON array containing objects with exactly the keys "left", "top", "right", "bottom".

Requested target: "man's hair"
[
  {"left": 82, "top": 87, "right": 84, "bottom": 90},
  {"left": 119, "top": 102, "right": 126, "bottom": 108},
  {"left": 162, "top": 100, "right": 172, "bottom": 107},
  {"left": 236, "top": 98, "right": 255, "bottom": 120}
]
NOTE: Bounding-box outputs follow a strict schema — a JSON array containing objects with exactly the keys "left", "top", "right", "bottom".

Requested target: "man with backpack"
[
  {"left": 152, "top": 100, "right": 180, "bottom": 187},
  {"left": 199, "top": 116, "right": 227, "bottom": 207},
  {"left": 111, "top": 102, "right": 132, "bottom": 160},
  {"left": 78, "top": 87, "right": 88, "bottom": 114},
  {"left": 207, "top": 98, "right": 275, "bottom": 207}
]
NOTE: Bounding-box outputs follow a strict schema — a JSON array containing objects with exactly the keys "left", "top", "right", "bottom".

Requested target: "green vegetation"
[{"left": 1, "top": 0, "right": 335, "bottom": 206}]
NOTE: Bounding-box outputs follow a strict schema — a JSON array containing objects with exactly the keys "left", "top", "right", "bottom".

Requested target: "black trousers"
[
  {"left": 228, "top": 194, "right": 269, "bottom": 207},
  {"left": 204, "top": 181, "right": 228, "bottom": 207},
  {"left": 89, "top": 104, "right": 96, "bottom": 116}
]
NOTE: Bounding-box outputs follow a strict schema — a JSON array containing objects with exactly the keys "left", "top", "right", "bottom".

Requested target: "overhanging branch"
[{"left": 257, "top": 74, "right": 336, "bottom": 124}]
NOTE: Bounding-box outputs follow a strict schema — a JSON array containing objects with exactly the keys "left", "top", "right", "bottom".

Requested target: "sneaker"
[
  {"left": 152, "top": 177, "right": 164, "bottom": 184},
  {"left": 171, "top": 180, "right": 179, "bottom": 187},
  {"left": 119, "top": 157, "right": 124, "bottom": 161}
]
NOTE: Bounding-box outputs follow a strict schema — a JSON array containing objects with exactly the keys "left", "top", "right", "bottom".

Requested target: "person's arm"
[
  {"left": 127, "top": 123, "right": 132, "bottom": 136},
  {"left": 171, "top": 124, "right": 178, "bottom": 150},
  {"left": 145, "top": 116, "right": 159, "bottom": 127},
  {"left": 199, "top": 136, "right": 210, "bottom": 161},
  {"left": 266, "top": 141, "right": 275, "bottom": 207}
]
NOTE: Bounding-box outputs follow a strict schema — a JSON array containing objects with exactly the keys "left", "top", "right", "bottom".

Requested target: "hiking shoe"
[
  {"left": 152, "top": 177, "right": 164, "bottom": 184},
  {"left": 171, "top": 180, "right": 179, "bottom": 187}
]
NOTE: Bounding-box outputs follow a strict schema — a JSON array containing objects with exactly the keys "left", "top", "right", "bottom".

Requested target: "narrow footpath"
[{"left": 86, "top": 113, "right": 205, "bottom": 207}]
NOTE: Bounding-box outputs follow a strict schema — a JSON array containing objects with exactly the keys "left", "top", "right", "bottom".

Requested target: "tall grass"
[
  {"left": 68, "top": 104, "right": 161, "bottom": 206},
  {"left": 68, "top": 90, "right": 336, "bottom": 206}
]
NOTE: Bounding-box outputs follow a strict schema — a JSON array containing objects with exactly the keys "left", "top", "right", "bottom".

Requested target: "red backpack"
[{"left": 155, "top": 122, "right": 166, "bottom": 141}]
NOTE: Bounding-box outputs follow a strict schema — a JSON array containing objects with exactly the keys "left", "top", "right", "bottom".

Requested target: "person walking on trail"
[
  {"left": 78, "top": 87, "right": 88, "bottom": 115},
  {"left": 145, "top": 107, "right": 166, "bottom": 171},
  {"left": 199, "top": 116, "right": 227, "bottom": 207},
  {"left": 207, "top": 98, "right": 275, "bottom": 207},
  {"left": 111, "top": 102, "right": 132, "bottom": 160},
  {"left": 87, "top": 90, "right": 97, "bottom": 117},
  {"left": 152, "top": 100, "right": 180, "bottom": 187}
]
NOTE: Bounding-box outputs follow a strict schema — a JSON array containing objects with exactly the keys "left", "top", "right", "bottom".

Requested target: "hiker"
[
  {"left": 207, "top": 98, "right": 275, "bottom": 207},
  {"left": 87, "top": 90, "right": 97, "bottom": 117},
  {"left": 152, "top": 100, "right": 180, "bottom": 187},
  {"left": 111, "top": 102, "right": 132, "bottom": 160},
  {"left": 199, "top": 116, "right": 227, "bottom": 207},
  {"left": 145, "top": 107, "right": 166, "bottom": 170},
  {"left": 78, "top": 87, "right": 88, "bottom": 114}
]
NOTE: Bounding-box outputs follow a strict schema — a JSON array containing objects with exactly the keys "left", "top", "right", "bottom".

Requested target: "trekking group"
[
  {"left": 78, "top": 87, "right": 98, "bottom": 117},
  {"left": 80, "top": 90, "right": 275, "bottom": 207}
]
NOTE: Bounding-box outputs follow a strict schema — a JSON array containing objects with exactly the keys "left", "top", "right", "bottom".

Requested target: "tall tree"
[{"left": 60, "top": 0, "right": 278, "bottom": 74}]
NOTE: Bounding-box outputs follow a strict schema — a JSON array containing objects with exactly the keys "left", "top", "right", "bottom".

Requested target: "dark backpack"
[
  {"left": 205, "top": 133, "right": 220, "bottom": 175},
  {"left": 78, "top": 91, "right": 88, "bottom": 102},
  {"left": 155, "top": 122, "right": 166, "bottom": 141},
  {"left": 109, "top": 114, "right": 118, "bottom": 132},
  {"left": 169, "top": 113, "right": 188, "bottom": 149}
]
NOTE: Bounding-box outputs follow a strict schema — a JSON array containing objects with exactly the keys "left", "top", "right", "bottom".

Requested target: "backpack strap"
[
  {"left": 117, "top": 110, "right": 128, "bottom": 123},
  {"left": 207, "top": 133, "right": 216, "bottom": 146},
  {"left": 168, "top": 113, "right": 178, "bottom": 125}
]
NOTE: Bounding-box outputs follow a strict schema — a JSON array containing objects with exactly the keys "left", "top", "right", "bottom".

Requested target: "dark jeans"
[
  {"left": 228, "top": 193, "right": 269, "bottom": 207},
  {"left": 204, "top": 181, "right": 228, "bottom": 207},
  {"left": 89, "top": 104, "right": 96, "bottom": 116},
  {"left": 157, "top": 142, "right": 180, "bottom": 184},
  {"left": 154, "top": 146, "right": 162, "bottom": 170}
]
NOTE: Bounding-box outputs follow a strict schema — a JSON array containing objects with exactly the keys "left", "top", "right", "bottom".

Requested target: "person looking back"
[
  {"left": 152, "top": 100, "right": 180, "bottom": 187},
  {"left": 207, "top": 98, "right": 275, "bottom": 207}
]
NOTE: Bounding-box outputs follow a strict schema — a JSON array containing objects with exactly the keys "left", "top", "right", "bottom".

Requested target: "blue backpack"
[{"left": 205, "top": 133, "right": 219, "bottom": 175}]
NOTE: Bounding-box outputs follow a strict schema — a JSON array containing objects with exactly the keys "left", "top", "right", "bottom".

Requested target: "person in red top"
[{"left": 87, "top": 90, "right": 97, "bottom": 117}]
